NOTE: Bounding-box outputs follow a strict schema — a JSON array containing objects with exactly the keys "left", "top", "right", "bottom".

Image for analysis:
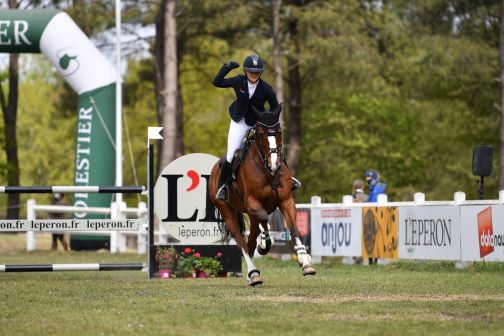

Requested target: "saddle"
[{"left": 231, "top": 132, "right": 254, "bottom": 180}]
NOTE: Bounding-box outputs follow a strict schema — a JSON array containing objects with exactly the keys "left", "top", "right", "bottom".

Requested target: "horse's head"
[{"left": 251, "top": 104, "right": 283, "bottom": 174}]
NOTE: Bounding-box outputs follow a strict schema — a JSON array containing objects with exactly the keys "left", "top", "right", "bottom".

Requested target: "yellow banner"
[{"left": 362, "top": 207, "right": 398, "bottom": 259}]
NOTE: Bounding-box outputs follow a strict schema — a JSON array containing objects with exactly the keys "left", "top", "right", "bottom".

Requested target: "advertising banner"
[
  {"left": 154, "top": 153, "right": 222, "bottom": 244},
  {"left": 311, "top": 207, "right": 362, "bottom": 256},
  {"left": 398, "top": 206, "right": 460, "bottom": 260},
  {"left": 362, "top": 207, "right": 398, "bottom": 259},
  {"left": 0, "top": 10, "right": 57, "bottom": 53},
  {"left": 0, "top": 219, "right": 143, "bottom": 232},
  {"left": 460, "top": 205, "right": 504, "bottom": 261}
]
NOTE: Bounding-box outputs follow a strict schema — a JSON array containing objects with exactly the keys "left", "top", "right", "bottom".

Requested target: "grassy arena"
[{"left": 1, "top": 234, "right": 503, "bottom": 336}]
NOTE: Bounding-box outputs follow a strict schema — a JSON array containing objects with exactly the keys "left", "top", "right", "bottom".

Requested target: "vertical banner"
[
  {"left": 296, "top": 207, "right": 311, "bottom": 250},
  {"left": 362, "top": 207, "right": 398, "bottom": 259},
  {"left": 73, "top": 84, "right": 116, "bottom": 219},
  {"left": 398, "top": 206, "right": 460, "bottom": 260},
  {"left": 311, "top": 207, "right": 362, "bottom": 256},
  {"left": 460, "top": 205, "right": 504, "bottom": 261}
]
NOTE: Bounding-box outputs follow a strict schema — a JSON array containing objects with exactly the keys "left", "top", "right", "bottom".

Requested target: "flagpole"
[{"left": 115, "top": 0, "right": 123, "bottom": 204}]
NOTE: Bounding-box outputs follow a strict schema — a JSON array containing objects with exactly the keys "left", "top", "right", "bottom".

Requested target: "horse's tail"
[
  {"left": 216, "top": 211, "right": 246, "bottom": 243},
  {"left": 237, "top": 212, "right": 245, "bottom": 236}
]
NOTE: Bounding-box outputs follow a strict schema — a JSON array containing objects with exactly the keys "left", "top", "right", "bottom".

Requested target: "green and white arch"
[{"left": 0, "top": 10, "right": 116, "bottom": 219}]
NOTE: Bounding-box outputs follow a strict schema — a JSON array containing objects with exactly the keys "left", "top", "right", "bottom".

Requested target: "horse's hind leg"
[{"left": 279, "top": 198, "right": 316, "bottom": 276}]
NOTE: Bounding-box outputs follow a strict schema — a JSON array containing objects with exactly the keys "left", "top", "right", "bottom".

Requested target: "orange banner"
[{"left": 362, "top": 207, "right": 398, "bottom": 259}]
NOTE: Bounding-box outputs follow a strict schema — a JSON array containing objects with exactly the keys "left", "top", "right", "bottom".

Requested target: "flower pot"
[
  {"left": 196, "top": 270, "right": 208, "bottom": 278},
  {"left": 159, "top": 269, "right": 172, "bottom": 279}
]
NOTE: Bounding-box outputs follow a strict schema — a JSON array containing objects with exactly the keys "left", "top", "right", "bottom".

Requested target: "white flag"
[{"left": 148, "top": 127, "right": 163, "bottom": 140}]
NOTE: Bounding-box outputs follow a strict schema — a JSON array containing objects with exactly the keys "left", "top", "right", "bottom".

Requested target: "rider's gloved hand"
[{"left": 227, "top": 61, "right": 240, "bottom": 69}]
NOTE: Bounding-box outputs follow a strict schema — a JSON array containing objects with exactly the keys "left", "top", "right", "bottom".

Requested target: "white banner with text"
[
  {"left": 398, "top": 206, "right": 460, "bottom": 260},
  {"left": 311, "top": 207, "right": 362, "bottom": 256},
  {"left": 460, "top": 205, "right": 504, "bottom": 261}
]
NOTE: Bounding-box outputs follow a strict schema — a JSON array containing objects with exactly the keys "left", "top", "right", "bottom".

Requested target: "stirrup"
[
  {"left": 216, "top": 184, "right": 229, "bottom": 201},
  {"left": 291, "top": 177, "right": 301, "bottom": 192}
]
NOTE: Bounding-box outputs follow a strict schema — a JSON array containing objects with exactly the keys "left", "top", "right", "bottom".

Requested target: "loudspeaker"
[{"left": 472, "top": 145, "right": 493, "bottom": 176}]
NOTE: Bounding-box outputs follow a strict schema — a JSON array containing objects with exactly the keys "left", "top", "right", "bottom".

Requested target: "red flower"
[
  {"left": 216, "top": 252, "right": 223, "bottom": 257},
  {"left": 194, "top": 252, "right": 201, "bottom": 258},
  {"left": 184, "top": 247, "right": 191, "bottom": 253}
]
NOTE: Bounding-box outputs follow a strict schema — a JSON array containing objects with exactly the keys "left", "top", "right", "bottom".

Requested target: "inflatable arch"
[{"left": 0, "top": 10, "right": 116, "bottom": 218}]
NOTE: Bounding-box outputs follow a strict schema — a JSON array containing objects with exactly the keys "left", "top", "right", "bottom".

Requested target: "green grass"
[{"left": 1, "top": 234, "right": 504, "bottom": 335}]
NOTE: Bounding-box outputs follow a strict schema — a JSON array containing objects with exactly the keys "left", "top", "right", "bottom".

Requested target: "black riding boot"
[
  {"left": 216, "top": 160, "right": 232, "bottom": 201},
  {"left": 291, "top": 177, "right": 302, "bottom": 192}
]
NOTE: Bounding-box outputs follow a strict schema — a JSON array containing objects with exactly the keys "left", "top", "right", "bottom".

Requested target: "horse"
[{"left": 209, "top": 105, "right": 316, "bottom": 286}]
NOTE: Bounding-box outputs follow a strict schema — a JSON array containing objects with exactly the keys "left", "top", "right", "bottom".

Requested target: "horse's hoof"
[
  {"left": 302, "top": 265, "right": 316, "bottom": 276},
  {"left": 248, "top": 270, "right": 263, "bottom": 286},
  {"left": 249, "top": 276, "right": 263, "bottom": 286}
]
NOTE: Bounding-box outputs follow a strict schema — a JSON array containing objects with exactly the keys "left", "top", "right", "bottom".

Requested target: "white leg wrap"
[
  {"left": 241, "top": 248, "right": 256, "bottom": 275},
  {"left": 258, "top": 223, "right": 274, "bottom": 249},
  {"left": 294, "top": 238, "right": 312, "bottom": 267}
]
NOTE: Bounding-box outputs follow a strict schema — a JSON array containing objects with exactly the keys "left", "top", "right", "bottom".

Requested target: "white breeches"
[{"left": 226, "top": 118, "right": 254, "bottom": 163}]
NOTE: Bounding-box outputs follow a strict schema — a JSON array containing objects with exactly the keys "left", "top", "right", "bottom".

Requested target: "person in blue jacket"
[
  {"left": 212, "top": 54, "right": 300, "bottom": 200},
  {"left": 365, "top": 169, "right": 385, "bottom": 203}
]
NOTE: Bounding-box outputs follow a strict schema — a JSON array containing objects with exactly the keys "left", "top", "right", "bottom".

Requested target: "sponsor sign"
[
  {"left": 398, "top": 206, "right": 460, "bottom": 260},
  {"left": 0, "top": 219, "right": 143, "bottom": 232},
  {"left": 0, "top": 10, "right": 58, "bottom": 53},
  {"left": 311, "top": 207, "right": 362, "bottom": 256},
  {"left": 154, "top": 153, "right": 222, "bottom": 244},
  {"left": 72, "top": 84, "right": 116, "bottom": 219},
  {"left": 362, "top": 207, "right": 398, "bottom": 259},
  {"left": 461, "top": 205, "right": 504, "bottom": 261}
]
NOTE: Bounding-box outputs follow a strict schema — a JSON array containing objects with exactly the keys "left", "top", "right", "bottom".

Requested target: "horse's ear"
[{"left": 252, "top": 105, "right": 262, "bottom": 119}]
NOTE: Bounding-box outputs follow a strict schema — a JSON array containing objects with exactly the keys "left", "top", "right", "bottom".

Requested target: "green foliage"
[
  {"left": 175, "top": 247, "right": 223, "bottom": 278},
  {"left": 1, "top": 0, "right": 503, "bottom": 212}
]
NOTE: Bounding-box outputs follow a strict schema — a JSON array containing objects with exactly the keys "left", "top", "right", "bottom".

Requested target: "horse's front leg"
[{"left": 280, "top": 197, "right": 316, "bottom": 276}]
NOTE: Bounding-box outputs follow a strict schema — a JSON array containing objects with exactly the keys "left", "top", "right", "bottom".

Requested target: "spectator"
[
  {"left": 51, "top": 193, "right": 69, "bottom": 251},
  {"left": 364, "top": 169, "right": 386, "bottom": 265},
  {"left": 365, "top": 169, "right": 385, "bottom": 202},
  {"left": 352, "top": 179, "right": 368, "bottom": 203}
]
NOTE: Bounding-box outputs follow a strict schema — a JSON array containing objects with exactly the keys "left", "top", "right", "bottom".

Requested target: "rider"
[{"left": 212, "top": 54, "right": 301, "bottom": 201}]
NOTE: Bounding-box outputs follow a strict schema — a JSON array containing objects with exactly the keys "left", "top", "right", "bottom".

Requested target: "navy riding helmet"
[
  {"left": 243, "top": 54, "right": 264, "bottom": 73},
  {"left": 364, "top": 169, "right": 378, "bottom": 182}
]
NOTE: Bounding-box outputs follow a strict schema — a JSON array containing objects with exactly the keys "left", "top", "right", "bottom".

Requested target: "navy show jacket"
[{"left": 212, "top": 64, "right": 279, "bottom": 126}]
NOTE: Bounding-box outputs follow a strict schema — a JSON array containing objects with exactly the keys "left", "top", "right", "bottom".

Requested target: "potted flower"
[
  {"left": 176, "top": 248, "right": 224, "bottom": 278},
  {"left": 195, "top": 252, "right": 223, "bottom": 278},
  {"left": 155, "top": 246, "right": 178, "bottom": 279},
  {"left": 176, "top": 247, "right": 200, "bottom": 278}
]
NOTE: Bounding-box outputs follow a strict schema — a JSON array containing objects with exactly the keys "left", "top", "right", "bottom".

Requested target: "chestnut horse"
[{"left": 209, "top": 105, "right": 316, "bottom": 286}]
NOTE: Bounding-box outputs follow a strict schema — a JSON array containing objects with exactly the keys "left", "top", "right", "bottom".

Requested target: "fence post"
[
  {"left": 26, "top": 199, "right": 37, "bottom": 251},
  {"left": 136, "top": 201, "right": 147, "bottom": 254},
  {"left": 414, "top": 192, "right": 425, "bottom": 205}
]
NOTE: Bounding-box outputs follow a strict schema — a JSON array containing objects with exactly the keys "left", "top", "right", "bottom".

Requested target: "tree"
[
  {"left": 272, "top": 0, "right": 285, "bottom": 127},
  {"left": 500, "top": 0, "right": 504, "bottom": 189},
  {"left": 155, "top": 0, "right": 182, "bottom": 173},
  {"left": 0, "top": 0, "right": 20, "bottom": 219}
]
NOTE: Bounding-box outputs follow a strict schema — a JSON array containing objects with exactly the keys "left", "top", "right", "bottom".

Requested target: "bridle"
[{"left": 249, "top": 120, "right": 284, "bottom": 189}]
